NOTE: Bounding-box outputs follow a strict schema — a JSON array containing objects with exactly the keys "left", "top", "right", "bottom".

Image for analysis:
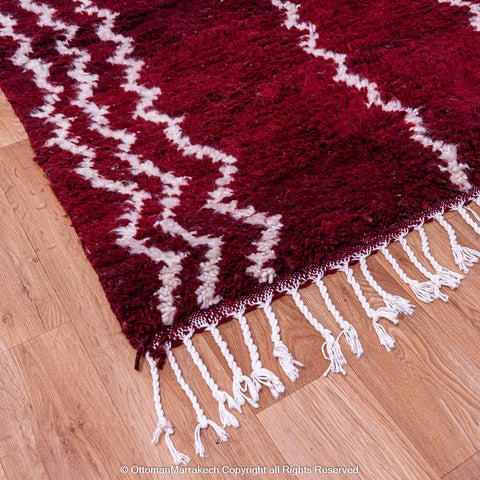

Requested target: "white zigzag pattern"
[
  {"left": 271, "top": 0, "right": 472, "bottom": 192},
  {"left": 18, "top": 0, "right": 226, "bottom": 321},
  {"left": 437, "top": 0, "right": 480, "bottom": 30},
  {"left": 75, "top": 0, "right": 283, "bottom": 285},
  {"left": 1, "top": 0, "right": 283, "bottom": 324},
  {"left": 0, "top": 11, "right": 194, "bottom": 325},
  {"left": 0, "top": 9, "right": 190, "bottom": 325}
]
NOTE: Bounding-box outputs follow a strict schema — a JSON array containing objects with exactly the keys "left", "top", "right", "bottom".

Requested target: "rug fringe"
[
  {"left": 315, "top": 275, "right": 364, "bottom": 357},
  {"left": 289, "top": 287, "right": 347, "bottom": 375},
  {"left": 263, "top": 298, "right": 303, "bottom": 382},
  {"left": 166, "top": 349, "right": 229, "bottom": 458},
  {"left": 467, "top": 204, "right": 480, "bottom": 224},
  {"left": 183, "top": 336, "right": 241, "bottom": 428},
  {"left": 456, "top": 205, "right": 480, "bottom": 236},
  {"left": 148, "top": 197, "right": 480, "bottom": 465},
  {"left": 398, "top": 236, "right": 449, "bottom": 301},
  {"left": 381, "top": 246, "right": 437, "bottom": 303},
  {"left": 235, "top": 312, "right": 286, "bottom": 398},
  {"left": 145, "top": 352, "right": 190, "bottom": 466},
  {"left": 340, "top": 262, "right": 397, "bottom": 351},
  {"left": 416, "top": 225, "right": 464, "bottom": 289},
  {"left": 435, "top": 213, "right": 480, "bottom": 272},
  {"left": 207, "top": 325, "right": 260, "bottom": 408},
  {"left": 359, "top": 256, "right": 415, "bottom": 316}
]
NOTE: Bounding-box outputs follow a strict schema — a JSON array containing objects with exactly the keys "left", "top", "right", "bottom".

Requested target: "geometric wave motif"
[
  {"left": 2, "top": 0, "right": 480, "bottom": 342},
  {"left": 2, "top": 0, "right": 282, "bottom": 326},
  {"left": 272, "top": 0, "right": 472, "bottom": 192},
  {"left": 4, "top": 0, "right": 480, "bottom": 462}
]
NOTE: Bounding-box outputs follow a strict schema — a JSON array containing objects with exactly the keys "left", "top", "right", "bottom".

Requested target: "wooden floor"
[{"left": 0, "top": 89, "right": 479, "bottom": 480}]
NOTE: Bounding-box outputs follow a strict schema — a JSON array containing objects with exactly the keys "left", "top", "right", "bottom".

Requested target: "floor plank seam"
[
  {"left": 441, "top": 451, "right": 479, "bottom": 478},
  {"left": 0, "top": 319, "right": 70, "bottom": 357},
  {"left": 0, "top": 138, "right": 31, "bottom": 154}
]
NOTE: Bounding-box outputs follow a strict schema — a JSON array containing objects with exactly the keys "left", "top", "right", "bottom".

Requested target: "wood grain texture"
[
  {"left": 0, "top": 145, "right": 66, "bottom": 352},
  {"left": 0, "top": 324, "right": 155, "bottom": 480},
  {"left": 307, "top": 253, "right": 480, "bottom": 475},
  {"left": 443, "top": 452, "right": 480, "bottom": 480},
  {"left": 0, "top": 140, "right": 89, "bottom": 328},
  {"left": 0, "top": 463, "right": 7, "bottom": 480},
  {"left": 257, "top": 373, "right": 441, "bottom": 480},
  {"left": 0, "top": 89, "right": 479, "bottom": 479},
  {"left": 0, "top": 90, "right": 27, "bottom": 148}
]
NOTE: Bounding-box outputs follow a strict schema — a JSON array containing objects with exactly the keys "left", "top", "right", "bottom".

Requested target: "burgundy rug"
[{"left": 2, "top": 0, "right": 480, "bottom": 464}]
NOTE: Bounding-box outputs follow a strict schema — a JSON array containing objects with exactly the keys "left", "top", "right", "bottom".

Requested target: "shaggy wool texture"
[{"left": 2, "top": 0, "right": 480, "bottom": 461}]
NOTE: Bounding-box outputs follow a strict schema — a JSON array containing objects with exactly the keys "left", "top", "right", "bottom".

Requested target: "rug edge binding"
[{"left": 147, "top": 190, "right": 480, "bottom": 465}]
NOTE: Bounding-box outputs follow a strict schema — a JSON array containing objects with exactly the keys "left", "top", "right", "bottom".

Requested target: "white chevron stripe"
[
  {"left": 0, "top": 15, "right": 63, "bottom": 96},
  {"left": 0, "top": 11, "right": 188, "bottom": 324},
  {"left": 74, "top": 0, "right": 283, "bottom": 284},
  {"left": 437, "top": 0, "right": 480, "bottom": 30},
  {"left": 17, "top": 0, "right": 78, "bottom": 40},
  {"left": 271, "top": 0, "right": 472, "bottom": 192},
  {"left": 18, "top": 0, "right": 225, "bottom": 312}
]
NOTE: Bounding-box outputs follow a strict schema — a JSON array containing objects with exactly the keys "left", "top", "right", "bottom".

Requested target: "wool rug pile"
[{"left": 2, "top": 0, "right": 480, "bottom": 464}]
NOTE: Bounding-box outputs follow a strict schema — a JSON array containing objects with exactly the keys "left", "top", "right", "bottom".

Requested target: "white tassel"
[
  {"left": 167, "top": 349, "right": 229, "bottom": 458},
  {"left": 194, "top": 418, "right": 229, "bottom": 458},
  {"left": 235, "top": 312, "right": 286, "bottom": 399},
  {"left": 272, "top": 343, "right": 303, "bottom": 382},
  {"left": 359, "top": 256, "right": 414, "bottom": 317},
  {"left": 289, "top": 288, "right": 347, "bottom": 375},
  {"left": 341, "top": 324, "right": 363, "bottom": 358},
  {"left": 183, "top": 336, "right": 240, "bottom": 428},
  {"left": 145, "top": 352, "right": 190, "bottom": 465},
  {"left": 315, "top": 275, "right": 363, "bottom": 357},
  {"left": 453, "top": 246, "right": 480, "bottom": 272},
  {"left": 435, "top": 213, "right": 480, "bottom": 273},
  {"left": 383, "top": 294, "right": 415, "bottom": 316},
  {"left": 151, "top": 419, "right": 191, "bottom": 466},
  {"left": 251, "top": 367, "right": 286, "bottom": 397},
  {"left": 398, "top": 237, "right": 448, "bottom": 302},
  {"left": 408, "top": 279, "right": 437, "bottom": 303},
  {"left": 263, "top": 299, "right": 303, "bottom": 382},
  {"left": 224, "top": 390, "right": 242, "bottom": 412},
  {"left": 322, "top": 336, "right": 347, "bottom": 376},
  {"left": 457, "top": 205, "right": 480, "bottom": 236},
  {"left": 231, "top": 372, "right": 260, "bottom": 408},
  {"left": 340, "top": 262, "right": 397, "bottom": 350},
  {"left": 208, "top": 325, "right": 260, "bottom": 408},
  {"left": 372, "top": 320, "right": 396, "bottom": 351},
  {"left": 193, "top": 424, "right": 206, "bottom": 458},
  {"left": 416, "top": 225, "right": 463, "bottom": 289},
  {"left": 217, "top": 392, "right": 240, "bottom": 429},
  {"left": 466, "top": 204, "right": 480, "bottom": 224},
  {"left": 340, "top": 263, "right": 399, "bottom": 324},
  {"left": 434, "top": 267, "right": 463, "bottom": 289},
  {"left": 373, "top": 306, "right": 399, "bottom": 324},
  {"left": 381, "top": 246, "right": 436, "bottom": 303}
]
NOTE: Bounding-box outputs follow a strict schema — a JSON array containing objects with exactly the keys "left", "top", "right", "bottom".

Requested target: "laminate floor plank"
[
  {"left": 301, "top": 251, "right": 480, "bottom": 476},
  {"left": 258, "top": 374, "right": 441, "bottom": 480},
  {"left": 0, "top": 148, "right": 66, "bottom": 352},
  {"left": 0, "top": 462, "right": 7, "bottom": 480},
  {"left": 0, "top": 90, "right": 27, "bottom": 148},
  {"left": 443, "top": 452, "right": 480, "bottom": 480},
  {"left": 0, "top": 140, "right": 93, "bottom": 327},
  {"left": 0, "top": 324, "right": 155, "bottom": 480}
]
